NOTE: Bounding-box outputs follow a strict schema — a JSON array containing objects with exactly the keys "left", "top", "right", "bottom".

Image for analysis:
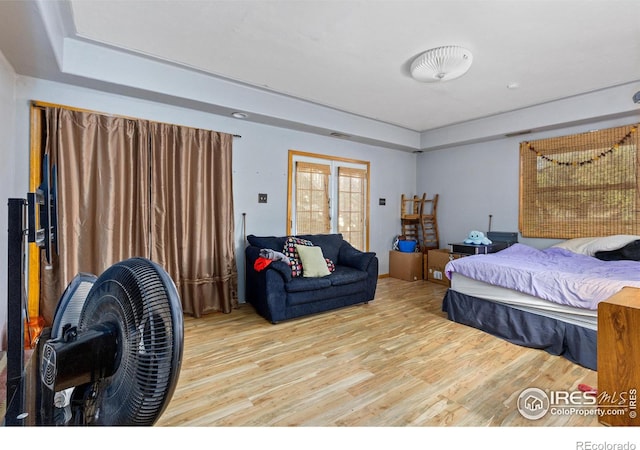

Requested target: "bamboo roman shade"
[
  {"left": 520, "top": 123, "right": 639, "bottom": 238},
  {"left": 295, "top": 161, "right": 331, "bottom": 234},
  {"left": 338, "top": 166, "right": 367, "bottom": 250}
]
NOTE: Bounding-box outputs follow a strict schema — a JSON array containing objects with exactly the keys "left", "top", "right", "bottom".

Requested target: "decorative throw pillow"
[
  {"left": 295, "top": 245, "right": 331, "bottom": 277},
  {"left": 595, "top": 239, "right": 640, "bottom": 261},
  {"left": 325, "top": 258, "right": 336, "bottom": 273},
  {"left": 283, "top": 237, "right": 314, "bottom": 277},
  {"left": 552, "top": 235, "right": 640, "bottom": 256},
  {"left": 283, "top": 236, "right": 336, "bottom": 277}
]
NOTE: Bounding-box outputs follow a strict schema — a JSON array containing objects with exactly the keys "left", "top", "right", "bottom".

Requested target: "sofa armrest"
[
  {"left": 245, "top": 246, "right": 292, "bottom": 282},
  {"left": 338, "top": 241, "right": 378, "bottom": 302},
  {"left": 245, "top": 246, "right": 291, "bottom": 323},
  {"left": 337, "top": 241, "right": 376, "bottom": 272},
  {"left": 265, "top": 260, "right": 293, "bottom": 282}
]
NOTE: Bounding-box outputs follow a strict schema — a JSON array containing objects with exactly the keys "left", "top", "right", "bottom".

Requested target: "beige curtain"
[
  {"left": 149, "top": 122, "right": 237, "bottom": 317},
  {"left": 41, "top": 108, "right": 151, "bottom": 323},
  {"left": 39, "top": 106, "right": 237, "bottom": 321}
]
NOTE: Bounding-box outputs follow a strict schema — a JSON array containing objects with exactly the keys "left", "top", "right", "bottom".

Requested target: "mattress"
[
  {"left": 445, "top": 243, "right": 640, "bottom": 310},
  {"left": 450, "top": 273, "right": 597, "bottom": 330}
]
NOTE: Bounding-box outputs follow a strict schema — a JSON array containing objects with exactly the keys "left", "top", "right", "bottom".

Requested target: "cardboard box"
[
  {"left": 389, "top": 250, "right": 423, "bottom": 281},
  {"left": 426, "top": 249, "right": 464, "bottom": 287}
]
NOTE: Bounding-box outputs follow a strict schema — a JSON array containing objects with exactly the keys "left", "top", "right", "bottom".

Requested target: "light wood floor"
[{"left": 156, "top": 277, "right": 600, "bottom": 427}]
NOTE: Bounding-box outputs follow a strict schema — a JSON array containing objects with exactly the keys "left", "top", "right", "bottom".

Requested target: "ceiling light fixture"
[
  {"left": 634, "top": 91, "right": 640, "bottom": 104},
  {"left": 410, "top": 46, "right": 473, "bottom": 83},
  {"left": 231, "top": 112, "right": 249, "bottom": 119}
]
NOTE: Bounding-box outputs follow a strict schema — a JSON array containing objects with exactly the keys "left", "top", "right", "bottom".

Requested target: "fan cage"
[{"left": 77, "top": 258, "right": 183, "bottom": 426}]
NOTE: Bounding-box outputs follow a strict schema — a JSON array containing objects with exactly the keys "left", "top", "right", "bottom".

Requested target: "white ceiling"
[
  {"left": 0, "top": 0, "right": 638, "bottom": 151},
  {"left": 64, "top": 0, "right": 640, "bottom": 132}
]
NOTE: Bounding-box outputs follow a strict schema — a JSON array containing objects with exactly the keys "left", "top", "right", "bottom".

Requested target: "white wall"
[
  {"left": 12, "top": 76, "right": 417, "bottom": 310},
  {"left": 417, "top": 116, "right": 640, "bottom": 250},
  {"left": 9, "top": 72, "right": 636, "bottom": 337},
  {"left": 0, "top": 51, "right": 17, "bottom": 350}
]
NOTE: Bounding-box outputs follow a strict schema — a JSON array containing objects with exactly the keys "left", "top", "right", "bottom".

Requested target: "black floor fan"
[
  {"left": 40, "top": 257, "right": 184, "bottom": 426},
  {"left": 7, "top": 192, "right": 183, "bottom": 425}
]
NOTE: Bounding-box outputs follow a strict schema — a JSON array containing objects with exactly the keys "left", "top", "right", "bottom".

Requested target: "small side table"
[{"left": 448, "top": 242, "right": 509, "bottom": 256}]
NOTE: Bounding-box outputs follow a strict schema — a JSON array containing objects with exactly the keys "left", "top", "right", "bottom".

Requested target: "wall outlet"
[
  {"left": 433, "top": 270, "right": 443, "bottom": 280},
  {"left": 258, "top": 193, "right": 268, "bottom": 203}
]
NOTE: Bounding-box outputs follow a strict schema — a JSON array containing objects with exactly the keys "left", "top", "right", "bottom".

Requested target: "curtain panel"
[
  {"left": 41, "top": 109, "right": 151, "bottom": 323},
  {"left": 39, "top": 106, "right": 237, "bottom": 321},
  {"left": 150, "top": 122, "right": 237, "bottom": 316}
]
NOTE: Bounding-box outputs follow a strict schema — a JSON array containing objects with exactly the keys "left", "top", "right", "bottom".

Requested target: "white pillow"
[
  {"left": 295, "top": 244, "right": 331, "bottom": 277},
  {"left": 552, "top": 235, "right": 640, "bottom": 256}
]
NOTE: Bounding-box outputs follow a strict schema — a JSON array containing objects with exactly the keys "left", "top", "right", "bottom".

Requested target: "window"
[
  {"left": 337, "top": 166, "right": 367, "bottom": 250},
  {"left": 294, "top": 161, "right": 331, "bottom": 234},
  {"left": 288, "top": 150, "right": 370, "bottom": 250},
  {"left": 519, "top": 123, "right": 639, "bottom": 238}
]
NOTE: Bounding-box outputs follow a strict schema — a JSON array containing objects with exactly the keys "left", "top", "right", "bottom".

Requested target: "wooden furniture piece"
[
  {"left": 400, "top": 193, "right": 424, "bottom": 245},
  {"left": 400, "top": 193, "right": 439, "bottom": 251},
  {"left": 597, "top": 286, "right": 640, "bottom": 426},
  {"left": 419, "top": 193, "right": 439, "bottom": 250}
]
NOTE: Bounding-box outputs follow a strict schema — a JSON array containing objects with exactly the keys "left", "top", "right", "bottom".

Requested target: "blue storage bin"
[{"left": 398, "top": 240, "right": 417, "bottom": 253}]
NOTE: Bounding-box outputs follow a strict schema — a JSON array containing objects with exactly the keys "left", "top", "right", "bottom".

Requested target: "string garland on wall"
[{"left": 525, "top": 124, "right": 638, "bottom": 167}]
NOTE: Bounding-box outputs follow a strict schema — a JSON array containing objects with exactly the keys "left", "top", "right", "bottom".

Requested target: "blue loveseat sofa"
[{"left": 245, "top": 233, "right": 378, "bottom": 323}]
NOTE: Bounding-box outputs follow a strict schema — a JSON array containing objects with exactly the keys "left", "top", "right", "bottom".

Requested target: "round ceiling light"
[{"left": 410, "top": 46, "right": 473, "bottom": 82}]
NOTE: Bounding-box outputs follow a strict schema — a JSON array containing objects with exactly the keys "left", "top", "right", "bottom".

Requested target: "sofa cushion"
[
  {"left": 297, "top": 233, "right": 343, "bottom": 263},
  {"left": 285, "top": 276, "right": 332, "bottom": 293},
  {"left": 329, "top": 265, "right": 368, "bottom": 286},
  {"left": 338, "top": 241, "right": 376, "bottom": 271},
  {"left": 247, "top": 235, "right": 287, "bottom": 251},
  {"left": 296, "top": 244, "right": 331, "bottom": 277}
]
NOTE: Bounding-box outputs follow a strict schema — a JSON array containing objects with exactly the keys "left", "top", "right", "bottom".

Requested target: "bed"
[{"left": 441, "top": 235, "right": 640, "bottom": 370}]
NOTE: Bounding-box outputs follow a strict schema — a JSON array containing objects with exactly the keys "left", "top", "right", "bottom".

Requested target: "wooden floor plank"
[{"left": 156, "top": 278, "right": 599, "bottom": 427}]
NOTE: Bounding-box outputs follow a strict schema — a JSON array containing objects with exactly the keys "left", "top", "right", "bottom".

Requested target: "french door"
[{"left": 287, "top": 150, "right": 369, "bottom": 250}]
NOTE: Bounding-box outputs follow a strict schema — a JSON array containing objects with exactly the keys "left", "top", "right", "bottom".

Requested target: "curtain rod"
[{"left": 32, "top": 101, "right": 242, "bottom": 138}]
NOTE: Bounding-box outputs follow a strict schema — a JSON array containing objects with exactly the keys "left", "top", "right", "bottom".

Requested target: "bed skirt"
[{"left": 442, "top": 289, "right": 597, "bottom": 370}]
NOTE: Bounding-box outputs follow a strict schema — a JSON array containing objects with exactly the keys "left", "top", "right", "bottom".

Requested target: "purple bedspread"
[{"left": 444, "top": 243, "right": 640, "bottom": 310}]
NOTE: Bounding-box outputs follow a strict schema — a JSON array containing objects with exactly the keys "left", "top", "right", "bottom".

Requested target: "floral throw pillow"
[
  {"left": 325, "top": 258, "right": 335, "bottom": 273},
  {"left": 283, "top": 237, "right": 336, "bottom": 277},
  {"left": 283, "top": 237, "right": 313, "bottom": 277}
]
